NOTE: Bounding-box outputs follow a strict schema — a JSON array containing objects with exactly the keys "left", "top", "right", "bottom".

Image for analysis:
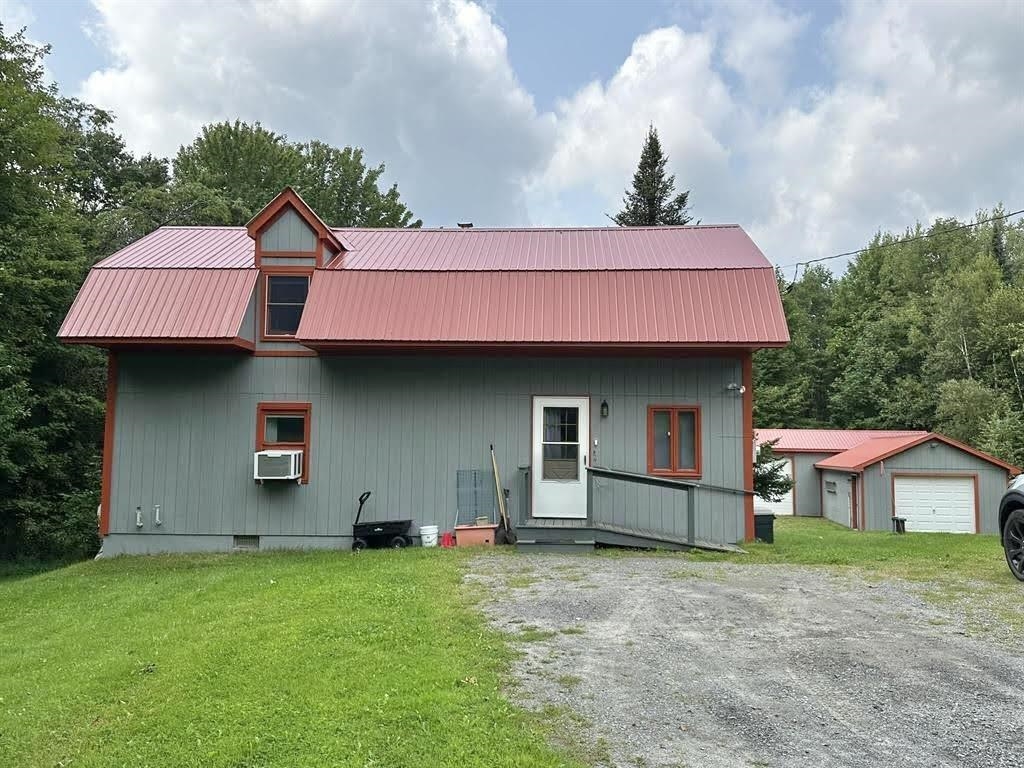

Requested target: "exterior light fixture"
[
  {"left": 600, "top": 400, "right": 609, "bottom": 418},
  {"left": 726, "top": 383, "right": 746, "bottom": 395}
]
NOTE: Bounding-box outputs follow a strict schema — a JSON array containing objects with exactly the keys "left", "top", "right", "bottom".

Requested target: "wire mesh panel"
[{"left": 456, "top": 469, "right": 497, "bottom": 526}]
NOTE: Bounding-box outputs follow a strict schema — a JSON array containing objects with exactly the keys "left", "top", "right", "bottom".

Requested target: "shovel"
[{"left": 490, "top": 444, "right": 517, "bottom": 545}]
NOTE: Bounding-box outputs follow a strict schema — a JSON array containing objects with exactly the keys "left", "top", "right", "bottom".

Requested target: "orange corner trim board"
[{"left": 99, "top": 351, "right": 118, "bottom": 536}]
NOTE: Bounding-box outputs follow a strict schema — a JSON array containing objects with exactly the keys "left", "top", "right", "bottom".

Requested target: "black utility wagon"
[{"left": 352, "top": 491, "right": 414, "bottom": 551}]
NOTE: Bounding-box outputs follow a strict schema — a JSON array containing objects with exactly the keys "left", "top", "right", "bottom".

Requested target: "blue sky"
[{"left": 6, "top": 0, "right": 1022, "bottom": 269}]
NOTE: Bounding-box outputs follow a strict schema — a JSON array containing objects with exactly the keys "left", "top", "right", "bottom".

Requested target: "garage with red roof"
[{"left": 815, "top": 433, "right": 1018, "bottom": 534}]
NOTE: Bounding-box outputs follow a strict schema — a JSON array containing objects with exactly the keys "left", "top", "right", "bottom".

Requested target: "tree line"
[
  {"left": 755, "top": 214, "right": 1024, "bottom": 467},
  {"left": 0, "top": 27, "right": 418, "bottom": 560}
]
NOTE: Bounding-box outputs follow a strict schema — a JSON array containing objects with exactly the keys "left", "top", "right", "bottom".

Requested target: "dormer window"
[
  {"left": 265, "top": 274, "right": 309, "bottom": 337},
  {"left": 247, "top": 188, "right": 347, "bottom": 344}
]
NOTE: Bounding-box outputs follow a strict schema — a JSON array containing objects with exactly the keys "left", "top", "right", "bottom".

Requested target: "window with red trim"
[
  {"left": 647, "top": 406, "right": 701, "bottom": 477},
  {"left": 263, "top": 273, "right": 310, "bottom": 338},
  {"left": 256, "top": 402, "right": 311, "bottom": 483}
]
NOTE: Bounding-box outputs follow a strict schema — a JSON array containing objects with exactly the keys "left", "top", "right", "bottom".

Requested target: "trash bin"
[
  {"left": 754, "top": 512, "right": 775, "bottom": 544},
  {"left": 891, "top": 516, "right": 907, "bottom": 534}
]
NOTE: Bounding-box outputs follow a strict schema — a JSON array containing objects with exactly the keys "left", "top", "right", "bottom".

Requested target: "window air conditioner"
[{"left": 254, "top": 450, "right": 303, "bottom": 483}]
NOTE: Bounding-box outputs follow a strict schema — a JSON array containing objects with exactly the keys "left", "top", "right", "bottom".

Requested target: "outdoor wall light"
[
  {"left": 600, "top": 400, "right": 609, "bottom": 418},
  {"left": 726, "top": 382, "right": 747, "bottom": 395}
]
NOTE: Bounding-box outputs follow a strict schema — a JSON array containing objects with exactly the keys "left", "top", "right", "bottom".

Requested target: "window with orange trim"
[
  {"left": 647, "top": 405, "right": 701, "bottom": 478},
  {"left": 263, "top": 272, "right": 310, "bottom": 338},
  {"left": 256, "top": 402, "right": 311, "bottom": 483}
]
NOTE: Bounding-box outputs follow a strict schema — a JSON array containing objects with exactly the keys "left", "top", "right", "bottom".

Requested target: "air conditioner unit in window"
[{"left": 254, "top": 450, "right": 303, "bottom": 483}]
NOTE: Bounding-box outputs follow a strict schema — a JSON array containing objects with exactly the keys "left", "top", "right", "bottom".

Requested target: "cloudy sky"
[{"left": 6, "top": 0, "right": 1023, "bottom": 270}]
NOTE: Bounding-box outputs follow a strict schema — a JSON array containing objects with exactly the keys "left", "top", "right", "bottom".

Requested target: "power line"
[{"left": 775, "top": 208, "right": 1024, "bottom": 282}]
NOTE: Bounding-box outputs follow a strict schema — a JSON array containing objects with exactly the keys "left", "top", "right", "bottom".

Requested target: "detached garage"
[{"left": 815, "top": 433, "right": 1020, "bottom": 534}]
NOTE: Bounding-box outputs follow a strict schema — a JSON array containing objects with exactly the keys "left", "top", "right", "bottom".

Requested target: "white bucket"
[{"left": 419, "top": 524, "right": 439, "bottom": 548}]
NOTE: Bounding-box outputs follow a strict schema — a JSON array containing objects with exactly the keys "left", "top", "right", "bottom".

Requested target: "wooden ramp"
[{"left": 515, "top": 522, "right": 744, "bottom": 554}]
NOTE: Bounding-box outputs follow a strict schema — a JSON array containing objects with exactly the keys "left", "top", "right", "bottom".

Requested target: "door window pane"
[
  {"left": 652, "top": 410, "right": 671, "bottom": 469},
  {"left": 543, "top": 407, "right": 578, "bottom": 443},
  {"left": 542, "top": 444, "right": 579, "bottom": 480},
  {"left": 677, "top": 410, "right": 696, "bottom": 470},
  {"left": 265, "top": 414, "right": 305, "bottom": 443}
]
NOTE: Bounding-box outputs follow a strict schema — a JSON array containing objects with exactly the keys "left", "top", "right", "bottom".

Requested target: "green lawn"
[
  {"left": 0, "top": 550, "right": 579, "bottom": 768},
  {"left": 691, "top": 517, "right": 1024, "bottom": 636},
  {"left": 2, "top": 520, "right": 1020, "bottom": 767},
  {"left": 699, "top": 516, "right": 1013, "bottom": 583}
]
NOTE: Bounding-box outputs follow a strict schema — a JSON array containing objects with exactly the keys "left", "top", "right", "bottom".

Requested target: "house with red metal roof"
[
  {"left": 755, "top": 429, "right": 1018, "bottom": 533},
  {"left": 60, "top": 188, "right": 789, "bottom": 555}
]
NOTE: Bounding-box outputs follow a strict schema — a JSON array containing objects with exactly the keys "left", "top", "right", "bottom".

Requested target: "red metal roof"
[
  {"left": 334, "top": 225, "right": 769, "bottom": 270},
  {"left": 59, "top": 268, "right": 256, "bottom": 346},
  {"left": 70, "top": 221, "right": 788, "bottom": 349},
  {"left": 95, "top": 224, "right": 770, "bottom": 271},
  {"left": 756, "top": 429, "right": 928, "bottom": 454},
  {"left": 814, "top": 432, "right": 1020, "bottom": 474},
  {"left": 296, "top": 269, "right": 788, "bottom": 346},
  {"left": 98, "top": 227, "right": 254, "bottom": 269}
]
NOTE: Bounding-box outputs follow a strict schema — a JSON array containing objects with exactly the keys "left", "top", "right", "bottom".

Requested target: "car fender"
[{"left": 999, "top": 488, "right": 1024, "bottom": 542}]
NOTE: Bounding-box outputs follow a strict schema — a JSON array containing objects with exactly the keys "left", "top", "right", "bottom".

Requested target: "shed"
[{"left": 815, "top": 433, "right": 1019, "bottom": 534}]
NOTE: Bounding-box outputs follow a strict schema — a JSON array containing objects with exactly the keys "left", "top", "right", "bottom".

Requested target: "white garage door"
[
  {"left": 893, "top": 476, "right": 975, "bottom": 533},
  {"left": 757, "top": 458, "right": 793, "bottom": 516}
]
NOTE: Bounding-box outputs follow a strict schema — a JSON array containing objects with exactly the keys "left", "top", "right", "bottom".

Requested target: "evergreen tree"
[
  {"left": 754, "top": 441, "right": 794, "bottom": 502},
  {"left": 612, "top": 125, "right": 693, "bottom": 226}
]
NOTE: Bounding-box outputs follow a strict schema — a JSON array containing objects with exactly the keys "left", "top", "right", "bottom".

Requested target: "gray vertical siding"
[
  {"left": 107, "top": 354, "right": 747, "bottom": 551},
  {"left": 790, "top": 453, "right": 832, "bottom": 516},
  {"left": 259, "top": 208, "right": 316, "bottom": 251},
  {"left": 861, "top": 441, "right": 1012, "bottom": 534},
  {"left": 821, "top": 469, "right": 853, "bottom": 527}
]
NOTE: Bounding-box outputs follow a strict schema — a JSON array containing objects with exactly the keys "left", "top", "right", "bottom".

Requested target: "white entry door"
[
  {"left": 532, "top": 397, "right": 590, "bottom": 518},
  {"left": 893, "top": 475, "right": 975, "bottom": 533}
]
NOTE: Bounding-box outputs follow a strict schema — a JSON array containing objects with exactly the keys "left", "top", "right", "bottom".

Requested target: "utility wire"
[{"left": 776, "top": 208, "right": 1024, "bottom": 283}]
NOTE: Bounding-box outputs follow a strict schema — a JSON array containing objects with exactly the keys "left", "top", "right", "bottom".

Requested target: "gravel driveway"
[{"left": 469, "top": 554, "right": 1023, "bottom": 768}]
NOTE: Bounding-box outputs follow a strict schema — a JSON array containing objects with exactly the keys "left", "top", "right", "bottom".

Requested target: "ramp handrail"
[{"left": 585, "top": 465, "right": 752, "bottom": 546}]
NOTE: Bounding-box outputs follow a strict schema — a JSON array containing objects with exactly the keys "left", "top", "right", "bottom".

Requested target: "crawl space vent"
[{"left": 233, "top": 535, "right": 260, "bottom": 551}]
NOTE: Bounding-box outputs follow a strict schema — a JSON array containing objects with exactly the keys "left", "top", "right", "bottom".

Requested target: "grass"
[
  {"left": 555, "top": 674, "right": 582, "bottom": 689},
  {"left": 516, "top": 626, "right": 558, "bottom": 642},
  {"left": 0, "top": 549, "right": 582, "bottom": 768},
  {"left": 692, "top": 517, "right": 1013, "bottom": 583},
  {"left": 691, "top": 517, "right": 1024, "bottom": 636}
]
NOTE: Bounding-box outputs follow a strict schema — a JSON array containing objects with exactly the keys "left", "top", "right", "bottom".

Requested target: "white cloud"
[
  {"left": 526, "top": 26, "right": 734, "bottom": 225},
  {"left": 0, "top": 0, "right": 34, "bottom": 30},
  {"left": 706, "top": 0, "right": 810, "bottom": 103},
  {"left": 747, "top": 0, "right": 1024, "bottom": 268},
  {"left": 81, "top": 0, "right": 551, "bottom": 225},
  {"left": 79, "top": 0, "right": 1023, "bottom": 267}
]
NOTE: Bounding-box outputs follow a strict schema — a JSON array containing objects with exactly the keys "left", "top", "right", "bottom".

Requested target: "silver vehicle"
[{"left": 1000, "top": 474, "right": 1024, "bottom": 581}]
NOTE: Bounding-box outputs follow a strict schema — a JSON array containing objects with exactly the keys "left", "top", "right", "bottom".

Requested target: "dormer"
[
  {"left": 247, "top": 186, "right": 344, "bottom": 269},
  {"left": 247, "top": 187, "right": 344, "bottom": 342}
]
